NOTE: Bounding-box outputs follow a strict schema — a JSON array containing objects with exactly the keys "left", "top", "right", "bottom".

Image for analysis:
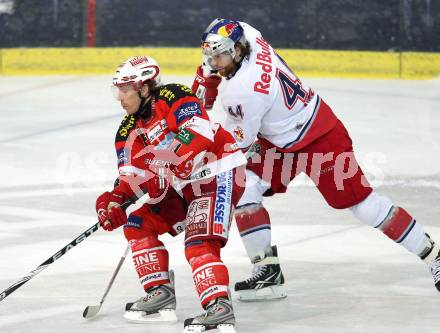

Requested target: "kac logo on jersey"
[
  {"left": 233, "top": 126, "right": 245, "bottom": 142},
  {"left": 174, "top": 102, "right": 202, "bottom": 124}
]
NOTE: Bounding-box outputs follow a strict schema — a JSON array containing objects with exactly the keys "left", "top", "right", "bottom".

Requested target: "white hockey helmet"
[
  {"left": 112, "top": 56, "right": 161, "bottom": 90},
  {"left": 201, "top": 18, "right": 246, "bottom": 70}
]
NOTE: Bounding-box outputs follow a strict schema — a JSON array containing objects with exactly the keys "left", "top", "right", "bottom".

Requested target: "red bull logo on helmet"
[
  {"left": 217, "top": 22, "right": 239, "bottom": 38},
  {"left": 204, "top": 19, "right": 243, "bottom": 43}
]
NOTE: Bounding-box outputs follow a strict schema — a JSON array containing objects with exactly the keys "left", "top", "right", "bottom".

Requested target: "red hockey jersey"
[{"left": 114, "top": 83, "right": 246, "bottom": 198}]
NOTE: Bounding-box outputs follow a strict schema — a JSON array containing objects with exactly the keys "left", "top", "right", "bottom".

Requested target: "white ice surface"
[{"left": 0, "top": 75, "right": 439, "bottom": 333}]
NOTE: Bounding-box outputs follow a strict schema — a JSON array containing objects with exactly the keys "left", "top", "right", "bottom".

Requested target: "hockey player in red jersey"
[
  {"left": 192, "top": 18, "right": 440, "bottom": 302},
  {"left": 95, "top": 55, "right": 246, "bottom": 332}
]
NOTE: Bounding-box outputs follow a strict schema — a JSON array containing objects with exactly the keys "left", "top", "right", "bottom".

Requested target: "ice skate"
[
  {"left": 235, "top": 245, "right": 287, "bottom": 302},
  {"left": 430, "top": 251, "right": 440, "bottom": 292},
  {"left": 124, "top": 270, "right": 177, "bottom": 323},
  {"left": 183, "top": 297, "right": 236, "bottom": 333},
  {"left": 421, "top": 237, "right": 440, "bottom": 292}
]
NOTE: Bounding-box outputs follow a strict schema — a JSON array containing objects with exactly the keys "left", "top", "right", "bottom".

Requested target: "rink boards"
[{"left": 0, "top": 47, "right": 439, "bottom": 79}]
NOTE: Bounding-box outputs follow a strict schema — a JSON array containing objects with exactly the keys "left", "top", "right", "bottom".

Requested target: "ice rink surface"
[{"left": 0, "top": 74, "right": 439, "bottom": 333}]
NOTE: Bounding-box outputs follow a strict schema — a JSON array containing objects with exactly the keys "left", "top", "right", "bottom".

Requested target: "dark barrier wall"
[
  {"left": 0, "top": 0, "right": 84, "bottom": 47},
  {"left": 0, "top": 0, "right": 439, "bottom": 51}
]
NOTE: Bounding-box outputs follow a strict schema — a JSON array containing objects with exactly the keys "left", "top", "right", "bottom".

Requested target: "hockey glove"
[
  {"left": 191, "top": 65, "right": 222, "bottom": 110},
  {"left": 145, "top": 169, "right": 169, "bottom": 199},
  {"left": 95, "top": 190, "right": 126, "bottom": 231},
  {"left": 96, "top": 191, "right": 111, "bottom": 227},
  {"left": 170, "top": 159, "right": 194, "bottom": 180}
]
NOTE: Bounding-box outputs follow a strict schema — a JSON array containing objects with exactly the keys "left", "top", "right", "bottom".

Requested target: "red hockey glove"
[
  {"left": 170, "top": 159, "right": 194, "bottom": 180},
  {"left": 96, "top": 191, "right": 111, "bottom": 228},
  {"left": 107, "top": 204, "right": 127, "bottom": 231},
  {"left": 191, "top": 65, "right": 222, "bottom": 110},
  {"left": 95, "top": 190, "right": 126, "bottom": 231},
  {"left": 145, "top": 170, "right": 169, "bottom": 199}
]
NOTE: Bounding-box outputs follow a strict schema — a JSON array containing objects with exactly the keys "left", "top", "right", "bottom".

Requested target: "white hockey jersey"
[{"left": 220, "top": 22, "right": 338, "bottom": 152}]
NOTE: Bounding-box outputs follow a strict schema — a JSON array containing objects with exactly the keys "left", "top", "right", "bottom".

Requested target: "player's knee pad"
[
  {"left": 236, "top": 169, "right": 270, "bottom": 207},
  {"left": 130, "top": 236, "right": 169, "bottom": 290},
  {"left": 185, "top": 240, "right": 222, "bottom": 264},
  {"left": 123, "top": 212, "right": 158, "bottom": 241},
  {"left": 185, "top": 240, "right": 229, "bottom": 306},
  {"left": 130, "top": 235, "right": 164, "bottom": 252},
  {"left": 350, "top": 192, "right": 393, "bottom": 228}
]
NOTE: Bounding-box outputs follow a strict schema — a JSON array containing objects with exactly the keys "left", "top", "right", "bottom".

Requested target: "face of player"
[
  {"left": 210, "top": 51, "right": 243, "bottom": 77},
  {"left": 208, "top": 52, "right": 233, "bottom": 77},
  {"left": 114, "top": 84, "right": 149, "bottom": 115},
  {"left": 208, "top": 45, "right": 243, "bottom": 77}
]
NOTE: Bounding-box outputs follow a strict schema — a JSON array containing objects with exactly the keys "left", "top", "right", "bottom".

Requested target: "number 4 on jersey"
[{"left": 276, "top": 68, "right": 307, "bottom": 110}]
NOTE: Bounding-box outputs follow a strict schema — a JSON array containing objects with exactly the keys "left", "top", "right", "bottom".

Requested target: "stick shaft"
[
  {"left": 0, "top": 199, "right": 134, "bottom": 302},
  {"left": 99, "top": 243, "right": 131, "bottom": 305},
  {"left": 0, "top": 222, "right": 100, "bottom": 302}
]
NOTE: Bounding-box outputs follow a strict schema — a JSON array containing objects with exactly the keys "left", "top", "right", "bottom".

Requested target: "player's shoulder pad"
[
  {"left": 157, "top": 83, "right": 195, "bottom": 106},
  {"left": 115, "top": 114, "right": 137, "bottom": 143}
]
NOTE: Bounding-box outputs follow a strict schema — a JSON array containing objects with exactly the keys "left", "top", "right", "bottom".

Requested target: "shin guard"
[
  {"left": 377, "top": 207, "right": 428, "bottom": 255},
  {"left": 130, "top": 236, "right": 170, "bottom": 291},
  {"left": 235, "top": 204, "right": 272, "bottom": 260},
  {"left": 185, "top": 242, "right": 229, "bottom": 307}
]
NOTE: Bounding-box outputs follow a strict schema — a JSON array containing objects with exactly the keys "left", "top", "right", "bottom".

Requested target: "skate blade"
[
  {"left": 183, "top": 324, "right": 236, "bottom": 333},
  {"left": 218, "top": 324, "right": 237, "bottom": 333},
  {"left": 124, "top": 309, "right": 178, "bottom": 323},
  {"left": 237, "top": 285, "right": 287, "bottom": 302}
]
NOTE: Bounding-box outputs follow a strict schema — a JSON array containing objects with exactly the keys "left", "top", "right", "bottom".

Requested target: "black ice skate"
[
  {"left": 124, "top": 270, "right": 177, "bottom": 323},
  {"left": 235, "top": 245, "right": 287, "bottom": 302},
  {"left": 421, "top": 236, "right": 440, "bottom": 292},
  {"left": 183, "top": 297, "right": 236, "bottom": 333}
]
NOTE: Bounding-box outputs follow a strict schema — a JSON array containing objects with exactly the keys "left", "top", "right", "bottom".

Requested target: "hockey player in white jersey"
[{"left": 192, "top": 18, "right": 440, "bottom": 302}]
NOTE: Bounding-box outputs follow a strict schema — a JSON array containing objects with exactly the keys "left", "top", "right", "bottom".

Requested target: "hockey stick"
[
  {"left": 0, "top": 197, "right": 138, "bottom": 303},
  {"left": 83, "top": 243, "right": 131, "bottom": 319}
]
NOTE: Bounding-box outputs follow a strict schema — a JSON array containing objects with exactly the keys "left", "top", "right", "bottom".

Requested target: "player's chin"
[
  {"left": 124, "top": 106, "right": 135, "bottom": 115},
  {"left": 217, "top": 68, "right": 228, "bottom": 77}
]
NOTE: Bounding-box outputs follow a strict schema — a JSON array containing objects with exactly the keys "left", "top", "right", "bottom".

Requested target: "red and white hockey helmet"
[{"left": 112, "top": 56, "right": 161, "bottom": 90}]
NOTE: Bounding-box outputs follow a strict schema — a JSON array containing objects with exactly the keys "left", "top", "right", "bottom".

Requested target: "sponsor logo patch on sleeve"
[
  {"left": 117, "top": 148, "right": 130, "bottom": 166},
  {"left": 174, "top": 102, "right": 203, "bottom": 124}
]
